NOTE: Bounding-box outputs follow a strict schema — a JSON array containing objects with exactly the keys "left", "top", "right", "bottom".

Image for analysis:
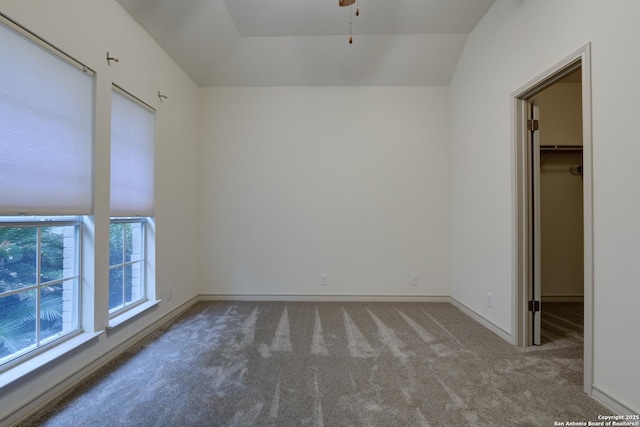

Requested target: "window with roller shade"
[
  {"left": 109, "top": 86, "right": 155, "bottom": 315},
  {"left": 0, "top": 17, "right": 92, "bottom": 367}
]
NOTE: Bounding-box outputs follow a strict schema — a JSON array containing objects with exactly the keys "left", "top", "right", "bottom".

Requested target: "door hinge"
[
  {"left": 528, "top": 300, "right": 541, "bottom": 312},
  {"left": 527, "top": 119, "right": 539, "bottom": 131}
]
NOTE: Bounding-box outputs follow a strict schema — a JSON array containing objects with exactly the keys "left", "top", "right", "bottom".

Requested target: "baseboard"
[
  {"left": 592, "top": 385, "right": 639, "bottom": 416},
  {"left": 199, "top": 293, "right": 450, "bottom": 303},
  {"left": 541, "top": 295, "right": 584, "bottom": 303},
  {"left": 449, "top": 297, "right": 512, "bottom": 343},
  {"left": 5, "top": 296, "right": 199, "bottom": 427}
]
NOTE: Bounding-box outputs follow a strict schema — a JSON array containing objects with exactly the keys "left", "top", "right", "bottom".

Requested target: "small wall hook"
[
  {"left": 158, "top": 91, "right": 168, "bottom": 102},
  {"left": 106, "top": 52, "right": 119, "bottom": 66}
]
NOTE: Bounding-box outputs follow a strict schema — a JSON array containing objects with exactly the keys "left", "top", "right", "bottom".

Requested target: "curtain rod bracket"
[
  {"left": 158, "top": 91, "right": 168, "bottom": 102},
  {"left": 106, "top": 51, "right": 119, "bottom": 66}
]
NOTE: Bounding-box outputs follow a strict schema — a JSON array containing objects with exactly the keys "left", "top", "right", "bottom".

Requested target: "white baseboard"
[
  {"left": 541, "top": 295, "right": 584, "bottom": 303},
  {"left": 6, "top": 296, "right": 199, "bottom": 427},
  {"left": 199, "top": 293, "right": 450, "bottom": 303},
  {"left": 592, "top": 385, "right": 639, "bottom": 415},
  {"left": 449, "top": 297, "right": 512, "bottom": 343}
]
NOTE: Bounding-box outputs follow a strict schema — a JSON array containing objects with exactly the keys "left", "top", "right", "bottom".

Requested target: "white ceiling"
[{"left": 116, "top": 0, "right": 496, "bottom": 87}]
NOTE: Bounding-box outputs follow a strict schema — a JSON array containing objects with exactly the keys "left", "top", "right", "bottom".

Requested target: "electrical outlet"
[
  {"left": 168, "top": 286, "right": 173, "bottom": 301},
  {"left": 486, "top": 292, "right": 493, "bottom": 308},
  {"left": 320, "top": 274, "right": 328, "bottom": 286},
  {"left": 412, "top": 275, "right": 419, "bottom": 286}
]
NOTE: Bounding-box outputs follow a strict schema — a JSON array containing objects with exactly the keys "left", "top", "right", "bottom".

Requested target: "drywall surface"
[
  {"left": 450, "top": 0, "right": 640, "bottom": 413},
  {"left": 0, "top": 0, "right": 200, "bottom": 423},
  {"left": 199, "top": 86, "right": 450, "bottom": 297},
  {"left": 540, "top": 153, "right": 584, "bottom": 298}
]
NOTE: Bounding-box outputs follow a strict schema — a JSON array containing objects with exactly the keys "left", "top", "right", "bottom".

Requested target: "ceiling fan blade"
[{"left": 339, "top": 0, "right": 356, "bottom": 6}]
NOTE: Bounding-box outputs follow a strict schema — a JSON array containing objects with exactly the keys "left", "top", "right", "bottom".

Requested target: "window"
[
  {"left": 0, "top": 218, "right": 81, "bottom": 367},
  {"left": 109, "top": 86, "right": 155, "bottom": 317},
  {"left": 109, "top": 219, "right": 146, "bottom": 313},
  {"left": 0, "top": 16, "right": 93, "bottom": 368}
]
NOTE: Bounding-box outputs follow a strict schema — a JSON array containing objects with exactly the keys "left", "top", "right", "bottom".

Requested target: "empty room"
[{"left": 0, "top": 1, "right": 639, "bottom": 426}]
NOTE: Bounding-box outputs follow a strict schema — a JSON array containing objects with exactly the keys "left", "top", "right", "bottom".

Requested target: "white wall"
[
  {"left": 0, "top": 0, "right": 200, "bottom": 424},
  {"left": 199, "top": 87, "right": 449, "bottom": 297},
  {"left": 450, "top": 0, "right": 640, "bottom": 413}
]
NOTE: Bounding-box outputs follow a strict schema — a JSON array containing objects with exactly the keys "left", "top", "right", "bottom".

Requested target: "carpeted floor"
[
  {"left": 20, "top": 301, "right": 606, "bottom": 426},
  {"left": 540, "top": 302, "right": 583, "bottom": 346}
]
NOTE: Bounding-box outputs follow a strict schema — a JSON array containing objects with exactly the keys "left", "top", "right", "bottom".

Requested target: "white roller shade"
[
  {"left": 0, "top": 20, "right": 94, "bottom": 215},
  {"left": 110, "top": 87, "right": 155, "bottom": 217}
]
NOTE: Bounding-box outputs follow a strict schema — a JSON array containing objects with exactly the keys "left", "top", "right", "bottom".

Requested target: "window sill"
[
  {"left": 0, "top": 330, "right": 103, "bottom": 391},
  {"left": 107, "top": 299, "right": 161, "bottom": 331}
]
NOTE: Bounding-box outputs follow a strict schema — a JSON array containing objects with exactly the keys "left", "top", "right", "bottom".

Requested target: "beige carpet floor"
[{"left": 20, "top": 301, "right": 607, "bottom": 426}]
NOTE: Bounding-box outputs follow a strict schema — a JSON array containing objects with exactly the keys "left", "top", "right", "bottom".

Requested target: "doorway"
[
  {"left": 512, "top": 44, "right": 594, "bottom": 396},
  {"left": 534, "top": 70, "right": 584, "bottom": 346}
]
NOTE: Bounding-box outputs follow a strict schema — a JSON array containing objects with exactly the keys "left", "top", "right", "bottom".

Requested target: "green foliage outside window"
[
  {"left": 1, "top": 220, "right": 144, "bottom": 363},
  {"left": 109, "top": 222, "right": 129, "bottom": 310},
  {"left": 109, "top": 222, "right": 143, "bottom": 312},
  {"left": 0, "top": 226, "right": 67, "bottom": 361}
]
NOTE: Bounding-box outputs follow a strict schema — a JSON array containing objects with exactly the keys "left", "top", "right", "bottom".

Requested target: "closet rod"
[{"left": 540, "top": 145, "right": 583, "bottom": 151}]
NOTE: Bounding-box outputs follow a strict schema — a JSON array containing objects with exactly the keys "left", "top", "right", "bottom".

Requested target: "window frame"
[
  {"left": 0, "top": 13, "right": 96, "bottom": 375},
  {"left": 0, "top": 216, "right": 83, "bottom": 372},
  {"left": 108, "top": 217, "right": 148, "bottom": 317}
]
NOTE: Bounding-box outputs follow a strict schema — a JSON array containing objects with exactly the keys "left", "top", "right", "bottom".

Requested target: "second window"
[{"left": 109, "top": 219, "right": 145, "bottom": 314}]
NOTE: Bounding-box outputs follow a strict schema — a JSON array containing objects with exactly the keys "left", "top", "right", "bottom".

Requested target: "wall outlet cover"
[{"left": 320, "top": 274, "right": 328, "bottom": 286}]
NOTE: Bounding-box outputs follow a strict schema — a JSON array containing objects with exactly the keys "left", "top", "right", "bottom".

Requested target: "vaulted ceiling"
[{"left": 116, "top": 0, "right": 496, "bottom": 87}]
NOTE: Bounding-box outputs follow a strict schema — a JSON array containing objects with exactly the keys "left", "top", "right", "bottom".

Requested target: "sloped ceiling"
[{"left": 116, "top": 0, "right": 496, "bottom": 87}]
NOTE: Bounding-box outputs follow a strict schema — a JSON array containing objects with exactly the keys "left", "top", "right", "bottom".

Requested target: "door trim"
[
  {"left": 531, "top": 101, "right": 542, "bottom": 346},
  {"left": 511, "top": 43, "right": 593, "bottom": 396}
]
